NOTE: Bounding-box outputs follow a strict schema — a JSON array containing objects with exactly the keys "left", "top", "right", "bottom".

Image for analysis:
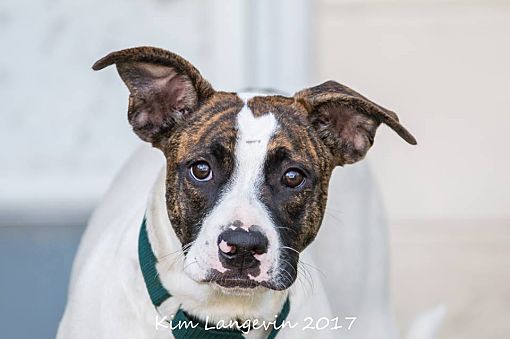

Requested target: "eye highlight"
[
  {"left": 190, "top": 161, "right": 213, "bottom": 182},
  {"left": 282, "top": 168, "right": 305, "bottom": 188}
]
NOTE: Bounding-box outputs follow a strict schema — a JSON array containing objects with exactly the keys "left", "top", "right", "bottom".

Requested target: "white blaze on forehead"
[
  {"left": 234, "top": 94, "right": 279, "bottom": 196},
  {"left": 223, "top": 94, "right": 279, "bottom": 280}
]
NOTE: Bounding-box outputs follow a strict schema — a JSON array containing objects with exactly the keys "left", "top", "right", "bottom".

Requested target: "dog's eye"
[
  {"left": 190, "top": 161, "right": 213, "bottom": 182},
  {"left": 282, "top": 168, "right": 305, "bottom": 188}
]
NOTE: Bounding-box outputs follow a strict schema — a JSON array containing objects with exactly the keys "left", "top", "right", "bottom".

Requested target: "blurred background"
[{"left": 0, "top": 0, "right": 509, "bottom": 338}]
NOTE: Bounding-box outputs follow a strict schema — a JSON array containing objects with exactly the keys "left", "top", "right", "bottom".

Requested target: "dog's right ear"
[{"left": 93, "top": 47, "right": 215, "bottom": 146}]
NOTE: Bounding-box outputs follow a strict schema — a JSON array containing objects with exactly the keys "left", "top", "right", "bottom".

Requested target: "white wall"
[
  {"left": 0, "top": 0, "right": 213, "bottom": 217},
  {"left": 316, "top": 0, "right": 510, "bottom": 222}
]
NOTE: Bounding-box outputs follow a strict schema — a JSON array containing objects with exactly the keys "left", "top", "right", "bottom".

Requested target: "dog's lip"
[
  {"left": 206, "top": 276, "right": 259, "bottom": 289},
  {"left": 203, "top": 275, "right": 289, "bottom": 291}
]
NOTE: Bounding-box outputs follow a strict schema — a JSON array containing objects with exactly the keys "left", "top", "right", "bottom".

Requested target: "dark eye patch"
[
  {"left": 264, "top": 147, "right": 312, "bottom": 182},
  {"left": 184, "top": 140, "right": 236, "bottom": 193},
  {"left": 264, "top": 147, "right": 290, "bottom": 173},
  {"left": 211, "top": 141, "right": 234, "bottom": 166}
]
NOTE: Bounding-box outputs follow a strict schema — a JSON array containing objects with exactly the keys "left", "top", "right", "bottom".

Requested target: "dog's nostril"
[
  {"left": 218, "top": 240, "right": 237, "bottom": 255},
  {"left": 251, "top": 246, "right": 265, "bottom": 256},
  {"left": 217, "top": 228, "right": 269, "bottom": 267}
]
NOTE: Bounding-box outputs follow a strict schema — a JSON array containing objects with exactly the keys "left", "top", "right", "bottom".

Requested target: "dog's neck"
[{"left": 144, "top": 168, "right": 288, "bottom": 324}]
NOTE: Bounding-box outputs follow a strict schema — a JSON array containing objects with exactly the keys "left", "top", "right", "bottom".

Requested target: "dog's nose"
[{"left": 217, "top": 227, "right": 268, "bottom": 270}]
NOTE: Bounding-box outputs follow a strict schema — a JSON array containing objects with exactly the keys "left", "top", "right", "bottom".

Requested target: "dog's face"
[
  {"left": 94, "top": 47, "right": 416, "bottom": 291},
  {"left": 161, "top": 93, "right": 336, "bottom": 291}
]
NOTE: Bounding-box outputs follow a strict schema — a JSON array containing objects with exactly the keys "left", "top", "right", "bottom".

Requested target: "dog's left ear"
[
  {"left": 295, "top": 81, "right": 417, "bottom": 165},
  {"left": 92, "top": 46, "right": 215, "bottom": 147}
]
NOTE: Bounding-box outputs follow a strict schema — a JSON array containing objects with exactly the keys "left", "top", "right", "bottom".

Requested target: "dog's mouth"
[
  {"left": 204, "top": 270, "right": 260, "bottom": 289},
  {"left": 203, "top": 270, "right": 290, "bottom": 291},
  {"left": 210, "top": 276, "right": 260, "bottom": 289},
  {"left": 185, "top": 251, "right": 300, "bottom": 291}
]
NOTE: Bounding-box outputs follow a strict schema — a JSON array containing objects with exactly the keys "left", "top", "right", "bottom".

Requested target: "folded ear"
[
  {"left": 295, "top": 81, "right": 417, "bottom": 165},
  {"left": 93, "top": 46, "right": 215, "bottom": 146}
]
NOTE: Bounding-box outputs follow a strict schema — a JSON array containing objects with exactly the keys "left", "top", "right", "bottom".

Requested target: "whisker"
[
  {"left": 274, "top": 226, "right": 298, "bottom": 235},
  {"left": 296, "top": 262, "right": 314, "bottom": 294},
  {"left": 325, "top": 206, "right": 344, "bottom": 214},
  {"left": 157, "top": 240, "right": 195, "bottom": 260},
  {"left": 182, "top": 260, "right": 198, "bottom": 270},
  {"left": 280, "top": 246, "right": 299, "bottom": 254},
  {"left": 324, "top": 211, "right": 344, "bottom": 225},
  {"left": 300, "top": 260, "right": 327, "bottom": 280}
]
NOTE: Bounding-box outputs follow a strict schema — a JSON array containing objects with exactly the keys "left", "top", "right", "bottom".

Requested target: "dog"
[{"left": 57, "top": 46, "right": 436, "bottom": 339}]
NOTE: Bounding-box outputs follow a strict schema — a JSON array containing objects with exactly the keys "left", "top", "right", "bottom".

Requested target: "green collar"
[{"left": 138, "top": 217, "right": 290, "bottom": 339}]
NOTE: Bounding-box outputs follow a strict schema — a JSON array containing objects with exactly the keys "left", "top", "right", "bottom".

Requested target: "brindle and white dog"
[{"left": 57, "top": 47, "right": 439, "bottom": 339}]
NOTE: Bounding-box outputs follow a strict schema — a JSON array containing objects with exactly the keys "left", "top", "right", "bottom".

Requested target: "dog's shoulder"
[{"left": 69, "top": 144, "right": 165, "bottom": 287}]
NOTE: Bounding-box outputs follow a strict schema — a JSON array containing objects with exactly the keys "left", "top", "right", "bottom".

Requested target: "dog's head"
[{"left": 94, "top": 47, "right": 416, "bottom": 291}]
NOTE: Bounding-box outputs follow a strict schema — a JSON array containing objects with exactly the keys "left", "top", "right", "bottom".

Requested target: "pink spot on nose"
[
  {"left": 253, "top": 252, "right": 265, "bottom": 261},
  {"left": 219, "top": 240, "right": 235, "bottom": 254}
]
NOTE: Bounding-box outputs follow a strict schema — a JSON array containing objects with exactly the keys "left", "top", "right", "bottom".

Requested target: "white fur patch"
[{"left": 184, "top": 93, "right": 281, "bottom": 284}]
